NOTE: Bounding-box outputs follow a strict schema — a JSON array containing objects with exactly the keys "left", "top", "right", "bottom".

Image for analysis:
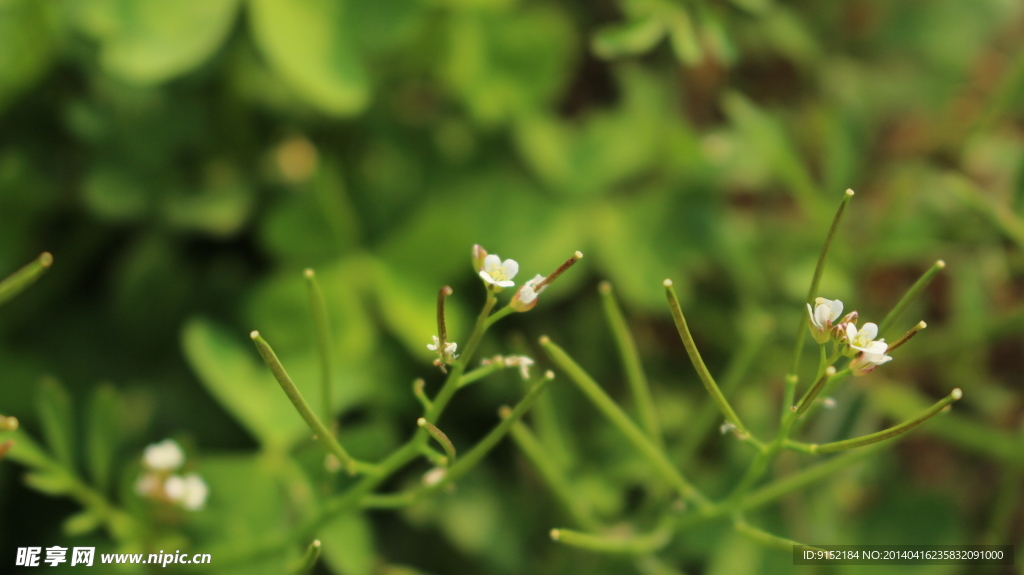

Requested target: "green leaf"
[
  {"left": 248, "top": 0, "right": 369, "bottom": 116},
  {"left": 24, "top": 470, "right": 73, "bottom": 496},
  {"left": 591, "top": 15, "right": 666, "bottom": 59},
  {"left": 63, "top": 511, "right": 102, "bottom": 537},
  {"left": 319, "top": 512, "right": 375, "bottom": 575},
  {"left": 74, "top": 0, "right": 240, "bottom": 84},
  {"left": 86, "top": 384, "right": 122, "bottom": 493},
  {"left": 36, "top": 377, "right": 74, "bottom": 470},
  {"left": 0, "top": 0, "right": 55, "bottom": 112},
  {"left": 181, "top": 318, "right": 308, "bottom": 448}
]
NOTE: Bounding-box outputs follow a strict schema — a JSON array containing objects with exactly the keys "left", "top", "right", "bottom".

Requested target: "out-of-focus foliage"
[{"left": 1, "top": 0, "right": 1024, "bottom": 573}]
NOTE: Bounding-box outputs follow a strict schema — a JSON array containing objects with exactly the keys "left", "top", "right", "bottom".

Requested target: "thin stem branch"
[
  {"left": 550, "top": 516, "right": 674, "bottom": 555},
  {"left": 733, "top": 520, "right": 818, "bottom": 552},
  {"left": 878, "top": 261, "right": 945, "bottom": 337},
  {"left": 304, "top": 269, "right": 334, "bottom": 428},
  {"left": 427, "top": 294, "right": 497, "bottom": 422},
  {"left": 664, "top": 280, "right": 756, "bottom": 444},
  {"left": 541, "top": 336, "right": 710, "bottom": 508},
  {"left": 250, "top": 331, "right": 373, "bottom": 476},
  {"left": 417, "top": 418, "right": 456, "bottom": 464},
  {"left": 0, "top": 252, "right": 53, "bottom": 308},
  {"left": 600, "top": 281, "right": 662, "bottom": 447}
]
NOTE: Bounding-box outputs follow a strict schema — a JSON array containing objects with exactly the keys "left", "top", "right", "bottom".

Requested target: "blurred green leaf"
[
  {"left": 63, "top": 510, "right": 102, "bottom": 537},
  {"left": 0, "top": 0, "right": 54, "bottom": 111},
  {"left": 319, "top": 512, "right": 375, "bottom": 575},
  {"left": 249, "top": 0, "right": 369, "bottom": 116},
  {"left": 24, "top": 470, "right": 73, "bottom": 496},
  {"left": 74, "top": 0, "right": 239, "bottom": 84},
  {"left": 37, "top": 377, "right": 74, "bottom": 470},
  {"left": 86, "top": 385, "right": 122, "bottom": 493}
]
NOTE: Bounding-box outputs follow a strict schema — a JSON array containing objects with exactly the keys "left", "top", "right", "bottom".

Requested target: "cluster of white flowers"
[
  {"left": 427, "top": 335, "right": 458, "bottom": 369},
  {"left": 807, "top": 297, "right": 892, "bottom": 376},
  {"left": 134, "top": 439, "right": 208, "bottom": 511}
]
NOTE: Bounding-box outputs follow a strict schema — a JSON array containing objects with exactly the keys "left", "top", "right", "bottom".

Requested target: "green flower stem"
[
  {"left": 600, "top": 281, "right": 662, "bottom": 447},
  {"left": 294, "top": 540, "right": 321, "bottom": 574},
  {"left": 458, "top": 362, "right": 504, "bottom": 388},
  {"left": 878, "top": 260, "right": 945, "bottom": 337},
  {"left": 507, "top": 417, "right": 601, "bottom": 531},
  {"left": 417, "top": 443, "right": 448, "bottom": 467},
  {"left": 250, "top": 331, "right": 372, "bottom": 476},
  {"left": 801, "top": 388, "right": 962, "bottom": 454},
  {"left": 484, "top": 304, "right": 515, "bottom": 329},
  {"left": 793, "top": 366, "right": 836, "bottom": 416},
  {"left": 790, "top": 368, "right": 851, "bottom": 436},
  {"left": 733, "top": 520, "right": 818, "bottom": 552},
  {"left": 541, "top": 337, "right": 710, "bottom": 508},
  {"left": 678, "top": 327, "right": 767, "bottom": 466},
  {"left": 0, "top": 252, "right": 53, "bottom": 307},
  {"left": 788, "top": 190, "right": 853, "bottom": 409},
  {"left": 426, "top": 294, "right": 497, "bottom": 422},
  {"left": 304, "top": 269, "right": 334, "bottom": 428},
  {"left": 664, "top": 280, "right": 757, "bottom": 445},
  {"left": 412, "top": 379, "right": 431, "bottom": 412},
  {"left": 735, "top": 446, "right": 881, "bottom": 513},
  {"left": 417, "top": 418, "right": 456, "bottom": 464},
  {"left": 550, "top": 516, "right": 674, "bottom": 555}
]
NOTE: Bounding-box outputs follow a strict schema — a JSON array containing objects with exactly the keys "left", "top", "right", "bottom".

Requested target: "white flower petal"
[
  {"left": 828, "top": 299, "right": 844, "bottom": 322},
  {"left": 861, "top": 322, "right": 878, "bottom": 341},
  {"left": 496, "top": 280, "right": 515, "bottom": 287},
  {"left": 482, "top": 254, "right": 501, "bottom": 272},
  {"left": 143, "top": 439, "right": 185, "bottom": 471},
  {"left": 479, "top": 270, "right": 498, "bottom": 285},
  {"left": 502, "top": 259, "right": 519, "bottom": 280}
]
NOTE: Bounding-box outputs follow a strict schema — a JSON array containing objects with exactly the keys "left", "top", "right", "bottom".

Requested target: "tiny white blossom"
[
  {"left": 422, "top": 467, "right": 447, "bottom": 487},
  {"left": 503, "top": 356, "right": 535, "bottom": 380},
  {"left": 844, "top": 322, "right": 886, "bottom": 354},
  {"left": 143, "top": 439, "right": 185, "bottom": 471},
  {"left": 165, "top": 473, "right": 209, "bottom": 511},
  {"left": 478, "top": 254, "right": 519, "bottom": 288},
  {"left": 427, "top": 335, "right": 458, "bottom": 370},
  {"left": 850, "top": 350, "right": 892, "bottom": 376},
  {"left": 807, "top": 297, "right": 844, "bottom": 343}
]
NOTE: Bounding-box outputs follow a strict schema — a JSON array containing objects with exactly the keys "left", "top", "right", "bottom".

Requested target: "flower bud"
[
  {"left": 510, "top": 275, "right": 545, "bottom": 312},
  {"left": 471, "top": 245, "right": 488, "bottom": 271}
]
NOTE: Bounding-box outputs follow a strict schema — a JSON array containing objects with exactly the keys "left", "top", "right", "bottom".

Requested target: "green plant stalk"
[
  {"left": 428, "top": 294, "right": 498, "bottom": 422},
  {"left": 550, "top": 516, "right": 674, "bottom": 555},
  {"left": 600, "top": 281, "right": 662, "bottom": 447},
  {"left": 0, "top": 252, "right": 53, "bottom": 308},
  {"left": 295, "top": 540, "right": 321, "bottom": 574},
  {"left": 877, "top": 260, "right": 945, "bottom": 336},
  {"left": 251, "top": 332, "right": 372, "bottom": 476},
  {"left": 664, "top": 280, "right": 756, "bottom": 444},
  {"left": 508, "top": 418, "right": 601, "bottom": 531},
  {"left": 733, "top": 520, "right": 817, "bottom": 552},
  {"left": 417, "top": 418, "right": 456, "bottom": 464},
  {"left": 790, "top": 368, "right": 851, "bottom": 436},
  {"left": 788, "top": 190, "right": 853, "bottom": 409},
  {"left": 417, "top": 444, "right": 448, "bottom": 467},
  {"left": 304, "top": 269, "right": 334, "bottom": 428},
  {"left": 458, "top": 362, "right": 504, "bottom": 388},
  {"left": 541, "top": 337, "right": 709, "bottom": 508},
  {"left": 412, "top": 379, "right": 431, "bottom": 412},
  {"left": 794, "top": 365, "right": 836, "bottom": 416},
  {"left": 678, "top": 327, "right": 766, "bottom": 466},
  {"left": 797, "top": 388, "right": 962, "bottom": 454}
]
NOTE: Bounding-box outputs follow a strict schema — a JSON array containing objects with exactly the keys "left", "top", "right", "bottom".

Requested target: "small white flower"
[
  {"left": 134, "top": 473, "right": 159, "bottom": 497},
  {"left": 807, "top": 297, "right": 843, "bottom": 344},
  {"left": 166, "top": 473, "right": 209, "bottom": 511},
  {"left": 719, "top": 421, "right": 736, "bottom": 435},
  {"left": 478, "top": 254, "right": 519, "bottom": 289},
  {"left": 143, "top": 439, "right": 185, "bottom": 471},
  {"left": 850, "top": 349, "right": 892, "bottom": 376},
  {"left": 844, "top": 322, "right": 886, "bottom": 354},
  {"left": 503, "top": 356, "right": 535, "bottom": 380},
  {"left": 427, "top": 335, "right": 458, "bottom": 370}
]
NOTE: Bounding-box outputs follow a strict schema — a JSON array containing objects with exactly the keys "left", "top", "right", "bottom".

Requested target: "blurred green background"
[{"left": 2, "top": 0, "right": 1024, "bottom": 573}]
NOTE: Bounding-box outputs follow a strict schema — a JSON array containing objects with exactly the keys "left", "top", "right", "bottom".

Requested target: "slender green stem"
[
  {"left": 295, "top": 540, "right": 321, "bottom": 574},
  {"left": 427, "top": 295, "right": 497, "bottom": 422},
  {"left": 508, "top": 418, "right": 601, "bottom": 531},
  {"left": 679, "top": 327, "right": 767, "bottom": 465},
  {"left": 805, "top": 388, "right": 962, "bottom": 454},
  {"left": 878, "top": 260, "right": 945, "bottom": 336},
  {"left": 887, "top": 321, "right": 927, "bottom": 353},
  {"left": 794, "top": 366, "right": 836, "bottom": 416},
  {"left": 304, "top": 269, "right": 334, "bottom": 427},
  {"left": 664, "top": 280, "right": 756, "bottom": 443},
  {"left": 484, "top": 305, "right": 515, "bottom": 329},
  {"left": 417, "top": 418, "right": 456, "bottom": 464},
  {"left": 550, "top": 516, "right": 674, "bottom": 555},
  {"left": 790, "top": 368, "right": 850, "bottom": 435},
  {"left": 0, "top": 252, "right": 53, "bottom": 308},
  {"left": 458, "top": 362, "right": 504, "bottom": 388},
  {"left": 600, "top": 281, "right": 662, "bottom": 447},
  {"left": 789, "top": 190, "right": 853, "bottom": 401},
  {"left": 417, "top": 444, "right": 448, "bottom": 467},
  {"left": 733, "top": 520, "right": 817, "bottom": 552},
  {"left": 541, "top": 336, "right": 709, "bottom": 508},
  {"left": 250, "top": 331, "right": 372, "bottom": 476},
  {"left": 412, "top": 379, "right": 431, "bottom": 412},
  {"left": 736, "top": 446, "right": 881, "bottom": 512}
]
